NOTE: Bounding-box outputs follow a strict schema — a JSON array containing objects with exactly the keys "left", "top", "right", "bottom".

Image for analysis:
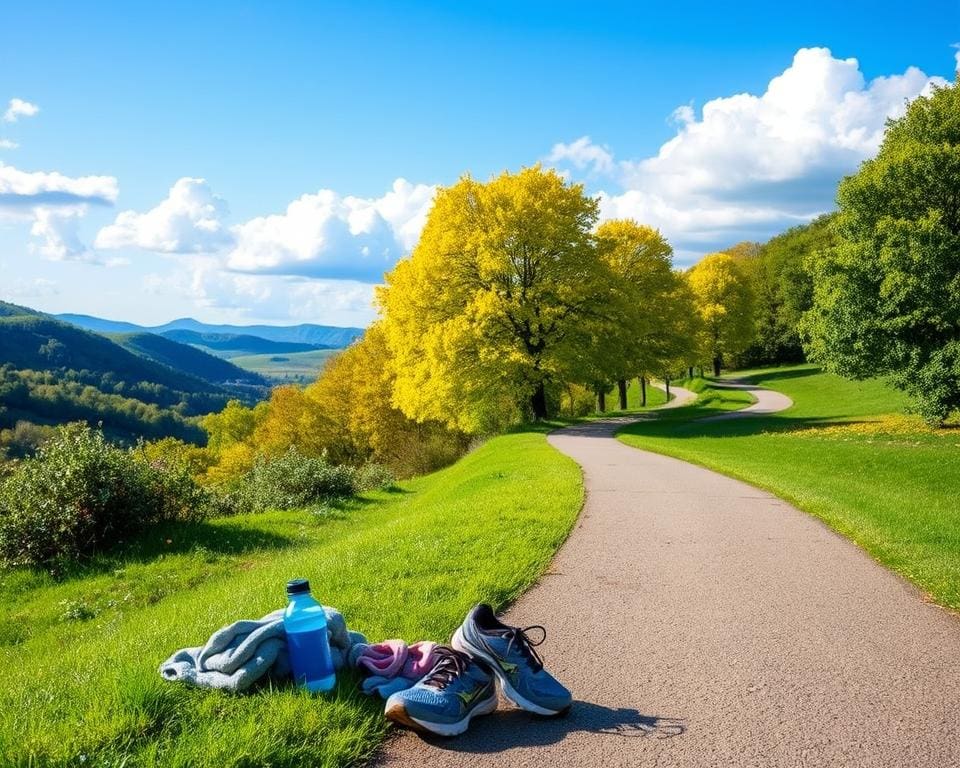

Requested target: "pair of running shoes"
[{"left": 384, "top": 603, "right": 572, "bottom": 737}]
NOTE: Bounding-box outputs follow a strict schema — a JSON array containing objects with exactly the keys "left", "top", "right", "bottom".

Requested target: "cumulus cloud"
[
  {"left": 551, "top": 47, "right": 947, "bottom": 260},
  {"left": 225, "top": 178, "right": 436, "bottom": 282},
  {"left": 3, "top": 98, "right": 39, "bottom": 123},
  {"left": 0, "top": 161, "right": 119, "bottom": 263},
  {"left": 547, "top": 136, "right": 615, "bottom": 176},
  {"left": 145, "top": 258, "right": 376, "bottom": 326},
  {"left": 96, "top": 177, "right": 232, "bottom": 253},
  {"left": 0, "top": 139, "right": 17, "bottom": 150},
  {"left": 0, "top": 162, "right": 118, "bottom": 208}
]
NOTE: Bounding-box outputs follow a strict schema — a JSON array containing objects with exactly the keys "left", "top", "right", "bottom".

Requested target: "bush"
[
  {"left": 233, "top": 448, "right": 373, "bottom": 514},
  {"left": 0, "top": 423, "right": 209, "bottom": 569}
]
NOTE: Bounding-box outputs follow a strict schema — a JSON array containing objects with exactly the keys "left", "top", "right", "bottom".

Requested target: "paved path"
[
  {"left": 700, "top": 379, "right": 794, "bottom": 422},
  {"left": 379, "top": 387, "right": 960, "bottom": 767}
]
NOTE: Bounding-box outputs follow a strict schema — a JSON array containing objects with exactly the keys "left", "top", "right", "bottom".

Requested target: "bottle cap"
[{"left": 286, "top": 578, "right": 310, "bottom": 596}]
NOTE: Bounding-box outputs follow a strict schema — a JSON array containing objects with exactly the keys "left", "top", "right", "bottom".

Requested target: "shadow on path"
[{"left": 390, "top": 702, "right": 686, "bottom": 755}]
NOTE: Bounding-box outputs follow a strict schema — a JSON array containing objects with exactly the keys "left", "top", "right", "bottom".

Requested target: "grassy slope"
[
  {"left": 0, "top": 429, "right": 581, "bottom": 767},
  {"left": 617, "top": 365, "right": 960, "bottom": 610},
  {"left": 230, "top": 349, "right": 339, "bottom": 383}
]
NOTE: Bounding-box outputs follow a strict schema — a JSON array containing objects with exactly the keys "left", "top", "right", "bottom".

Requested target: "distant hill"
[
  {"left": 108, "top": 332, "right": 269, "bottom": 387},
  {"left": 58, "top": 314, "right": 365, "bottom": 349},
  {"left": 0, "top": 302, "right": 265, "bottom": 444},
  {"left": 159, "top": 329, "right": 326, "bottom": 357}
]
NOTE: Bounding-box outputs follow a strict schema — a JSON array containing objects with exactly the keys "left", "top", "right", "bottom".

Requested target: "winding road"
[{"left": 380, "top": 381, "right": 960, "bottom": 767}]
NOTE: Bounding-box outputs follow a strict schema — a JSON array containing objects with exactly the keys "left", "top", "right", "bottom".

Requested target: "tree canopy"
[
  {"left": 686, "top": 252, "right": 755, "bottom": 375},
  {"left": 378, "top": 166, "right": 609, "bottom": 431},
  {"left": 802, "top": 79, "right": 960, "bottom": 423}
]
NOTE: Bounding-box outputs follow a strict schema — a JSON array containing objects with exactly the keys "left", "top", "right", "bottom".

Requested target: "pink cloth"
[{"left": 353, "top": 639, "right": 438, "bottom": 680}]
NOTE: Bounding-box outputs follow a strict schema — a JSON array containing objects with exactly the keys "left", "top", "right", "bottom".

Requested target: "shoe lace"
[
  {"left": 503, "top": 625, "right": 547, "bottom": 672},
  {"left": 422, "top": 647, "right": 469, "bottom": 690}
]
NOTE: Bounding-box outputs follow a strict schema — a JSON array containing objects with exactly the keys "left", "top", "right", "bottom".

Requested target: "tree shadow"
[{"left": 389, "top": 701, "right": 686, "bottom": 754}]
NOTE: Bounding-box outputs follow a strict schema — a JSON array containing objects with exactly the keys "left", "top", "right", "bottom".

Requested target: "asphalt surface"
[{"left": 378, "top": 386, "right": 960, "bottom": 767}]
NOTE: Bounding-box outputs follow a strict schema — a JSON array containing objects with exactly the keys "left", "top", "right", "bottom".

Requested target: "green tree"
[
  {"left": 802, "top": 79, "right": 960, "bottom": 423},
  {"left": 379, "top": 166, "right": 607, "bottom": 430},
  {"left": 687, "top": 252, "right": 755, "bottom": 376}
]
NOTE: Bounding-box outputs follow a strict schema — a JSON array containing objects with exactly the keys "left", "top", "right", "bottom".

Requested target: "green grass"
[
  {"left": 230, "top": 349, "right": 339, "bottom": 383},
  {"left": 0, "top": 429, "right": 582, "bottom": 767},
  {"left": 617, "top": 364, "right": 960, "bottom": 610}
]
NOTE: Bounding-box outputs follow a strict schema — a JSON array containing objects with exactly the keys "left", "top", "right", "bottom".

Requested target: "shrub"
[
  {"left": 0, "top": 423, "right": 209, "bottom": 569},
  {"left": 233, "top": 448, "right": 363, "bottom": 514}
]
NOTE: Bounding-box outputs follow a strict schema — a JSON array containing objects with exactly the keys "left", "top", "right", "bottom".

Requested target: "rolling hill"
[
  {"left": 58, "top": 314, "right": 364, "bottom": 349},
  {"left": 0, "top": 302, "right": 267, "bottom": 444},
  {"left": 158, "top": 329, "right": 326, "bottom": 357},
  {"left": 108, "top": 332, "right": 268, "bottom": 387}
]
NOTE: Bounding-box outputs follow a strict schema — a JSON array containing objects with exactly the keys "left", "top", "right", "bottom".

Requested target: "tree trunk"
[
  {"left": 713, "top": 356, "right": 721, "bottom": 377},
  {"left": 617, "top": 379, "right": 628, "bottom": 410},
  {"left": 531, "top": 381, "right": 548, "bottom": 420},
  {"left": 665, "top": 377, "right": 670, "bottom": 400},
  {"left": 688, "top": 366, "right": 694, "bottom": 379},
  {"left": 639, "top": 376, "right": 647, "bottom": 407},
  {"left": 597, "top": 390, "right": 606, "bottom": 413}
]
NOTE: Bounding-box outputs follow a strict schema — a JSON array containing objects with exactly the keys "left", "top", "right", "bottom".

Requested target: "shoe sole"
[
  {"left": 451, "top": 626, "right": 570, "bottom": 717},
  {"left": 384, "top": 690, "right": 498, "bottom": 737}
]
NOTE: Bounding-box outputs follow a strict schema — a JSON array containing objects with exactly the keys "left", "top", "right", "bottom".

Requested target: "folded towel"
[
  {"left": 159, "top": 606, "right": 367, "bottom": 692},
  {"left": 349, "top": 639, "right": 439, "bottom": 699}
]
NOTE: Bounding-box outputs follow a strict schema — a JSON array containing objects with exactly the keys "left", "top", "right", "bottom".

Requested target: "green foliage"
[
  {"left": 233, "top": 448, "right": 392, "bottom": 514},
  {"left": 0, "top": 424, "right": 209, "bottom": 569},
  {"left": 0, "top": 420, "right": 57, "bottom": 459},
  {"left": 802, "top": 79, "right": 960, "bottom": 423},
  {"left": 733, "top": 215, "right": 836, "bottom": 366}
]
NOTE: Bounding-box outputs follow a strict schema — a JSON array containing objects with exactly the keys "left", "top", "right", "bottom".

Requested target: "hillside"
[
  {"left": 109, "top": 332, "right": 268, "bottom": 387},
  {"left": 58, "top": 313, "right": 364, "bottom": 348},
  {"left": 0, "top": 304, "right": 251, "bottom": 443},
  {"left": 159, "top": 329, "right": 325, "bottom": 357}
]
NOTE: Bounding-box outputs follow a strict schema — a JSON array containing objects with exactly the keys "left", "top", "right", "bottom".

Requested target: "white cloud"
[
  {"left": 226, "top": 178, "right": 436, "bottom": 282},
  {"left": 0, "top": 161, "right": 118, "bottom": 263},
  {"left": 29, "top": 207, "right": 91, "bottom": 262},
  {"left": 3, "top": 98, "right": 39, "bottom": 123},
  {"left": 551, "top": 47, "right": 947, "bottom": 260},
  {"left": 95, "top": 177, "right": 231, "bottom": 253},
  {"left": 0, "top": 139, "right": 17, "bottom": 150},
  {"left": 144, "top": 259, "right": 376, "bottom": 326},
  {"left": 0, "top": 162, "right": 118, "bottom": 208},
  {"left": 547, "top": 136, "right": 615, "bottom": 176}
]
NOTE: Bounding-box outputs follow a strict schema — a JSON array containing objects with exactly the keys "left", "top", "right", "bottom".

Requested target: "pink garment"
[
  {"left": 353, "top": 639, "right": 438, "bottom": 680},
  {"left": 354, "top": 639, "right": 407, "bottom": 678}
]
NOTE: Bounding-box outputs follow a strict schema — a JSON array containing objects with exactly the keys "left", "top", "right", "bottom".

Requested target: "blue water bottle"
[{"left": 283, "top": 578, "right": 336, "bottom": 692}]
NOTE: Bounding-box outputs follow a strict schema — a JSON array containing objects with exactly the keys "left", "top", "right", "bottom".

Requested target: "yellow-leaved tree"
[
  {"left": 592, "top": 219, "right": 697, "bottom": 408},
  {"left": 379, "top": 166, "right": 608, "bottom": 432},
  {"left": 686, "top": 252, "right": 755, "bottom": 375}
]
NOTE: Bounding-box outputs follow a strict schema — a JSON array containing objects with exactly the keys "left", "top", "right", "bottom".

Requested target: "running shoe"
[
  {"left": 452, "top": 603, "right": 572, "bottom": 716},
  {"left": 384, "top": 646, "right": 498, "bottom": 736}
]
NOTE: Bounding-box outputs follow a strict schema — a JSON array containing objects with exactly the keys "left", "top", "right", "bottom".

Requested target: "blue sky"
[{"left": 1, "top": 1, "right": 958, "bottom": 327}]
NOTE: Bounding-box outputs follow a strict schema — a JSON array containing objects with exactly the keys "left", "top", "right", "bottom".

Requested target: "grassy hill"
[
  {"left": 109, "top": 332, "right": 268, "bottom": 388},
  {"left": 0, "top": 302, "right": 261, "bottom": 444},
  {"left": 617, "top": 366, "right": 960, "bottom": 611},
  {"left": 0, "top": 427, "right": 582, "bottom": 766},
  {"left": 159, "top": 329, "right": 326, "bottom": 357}
]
